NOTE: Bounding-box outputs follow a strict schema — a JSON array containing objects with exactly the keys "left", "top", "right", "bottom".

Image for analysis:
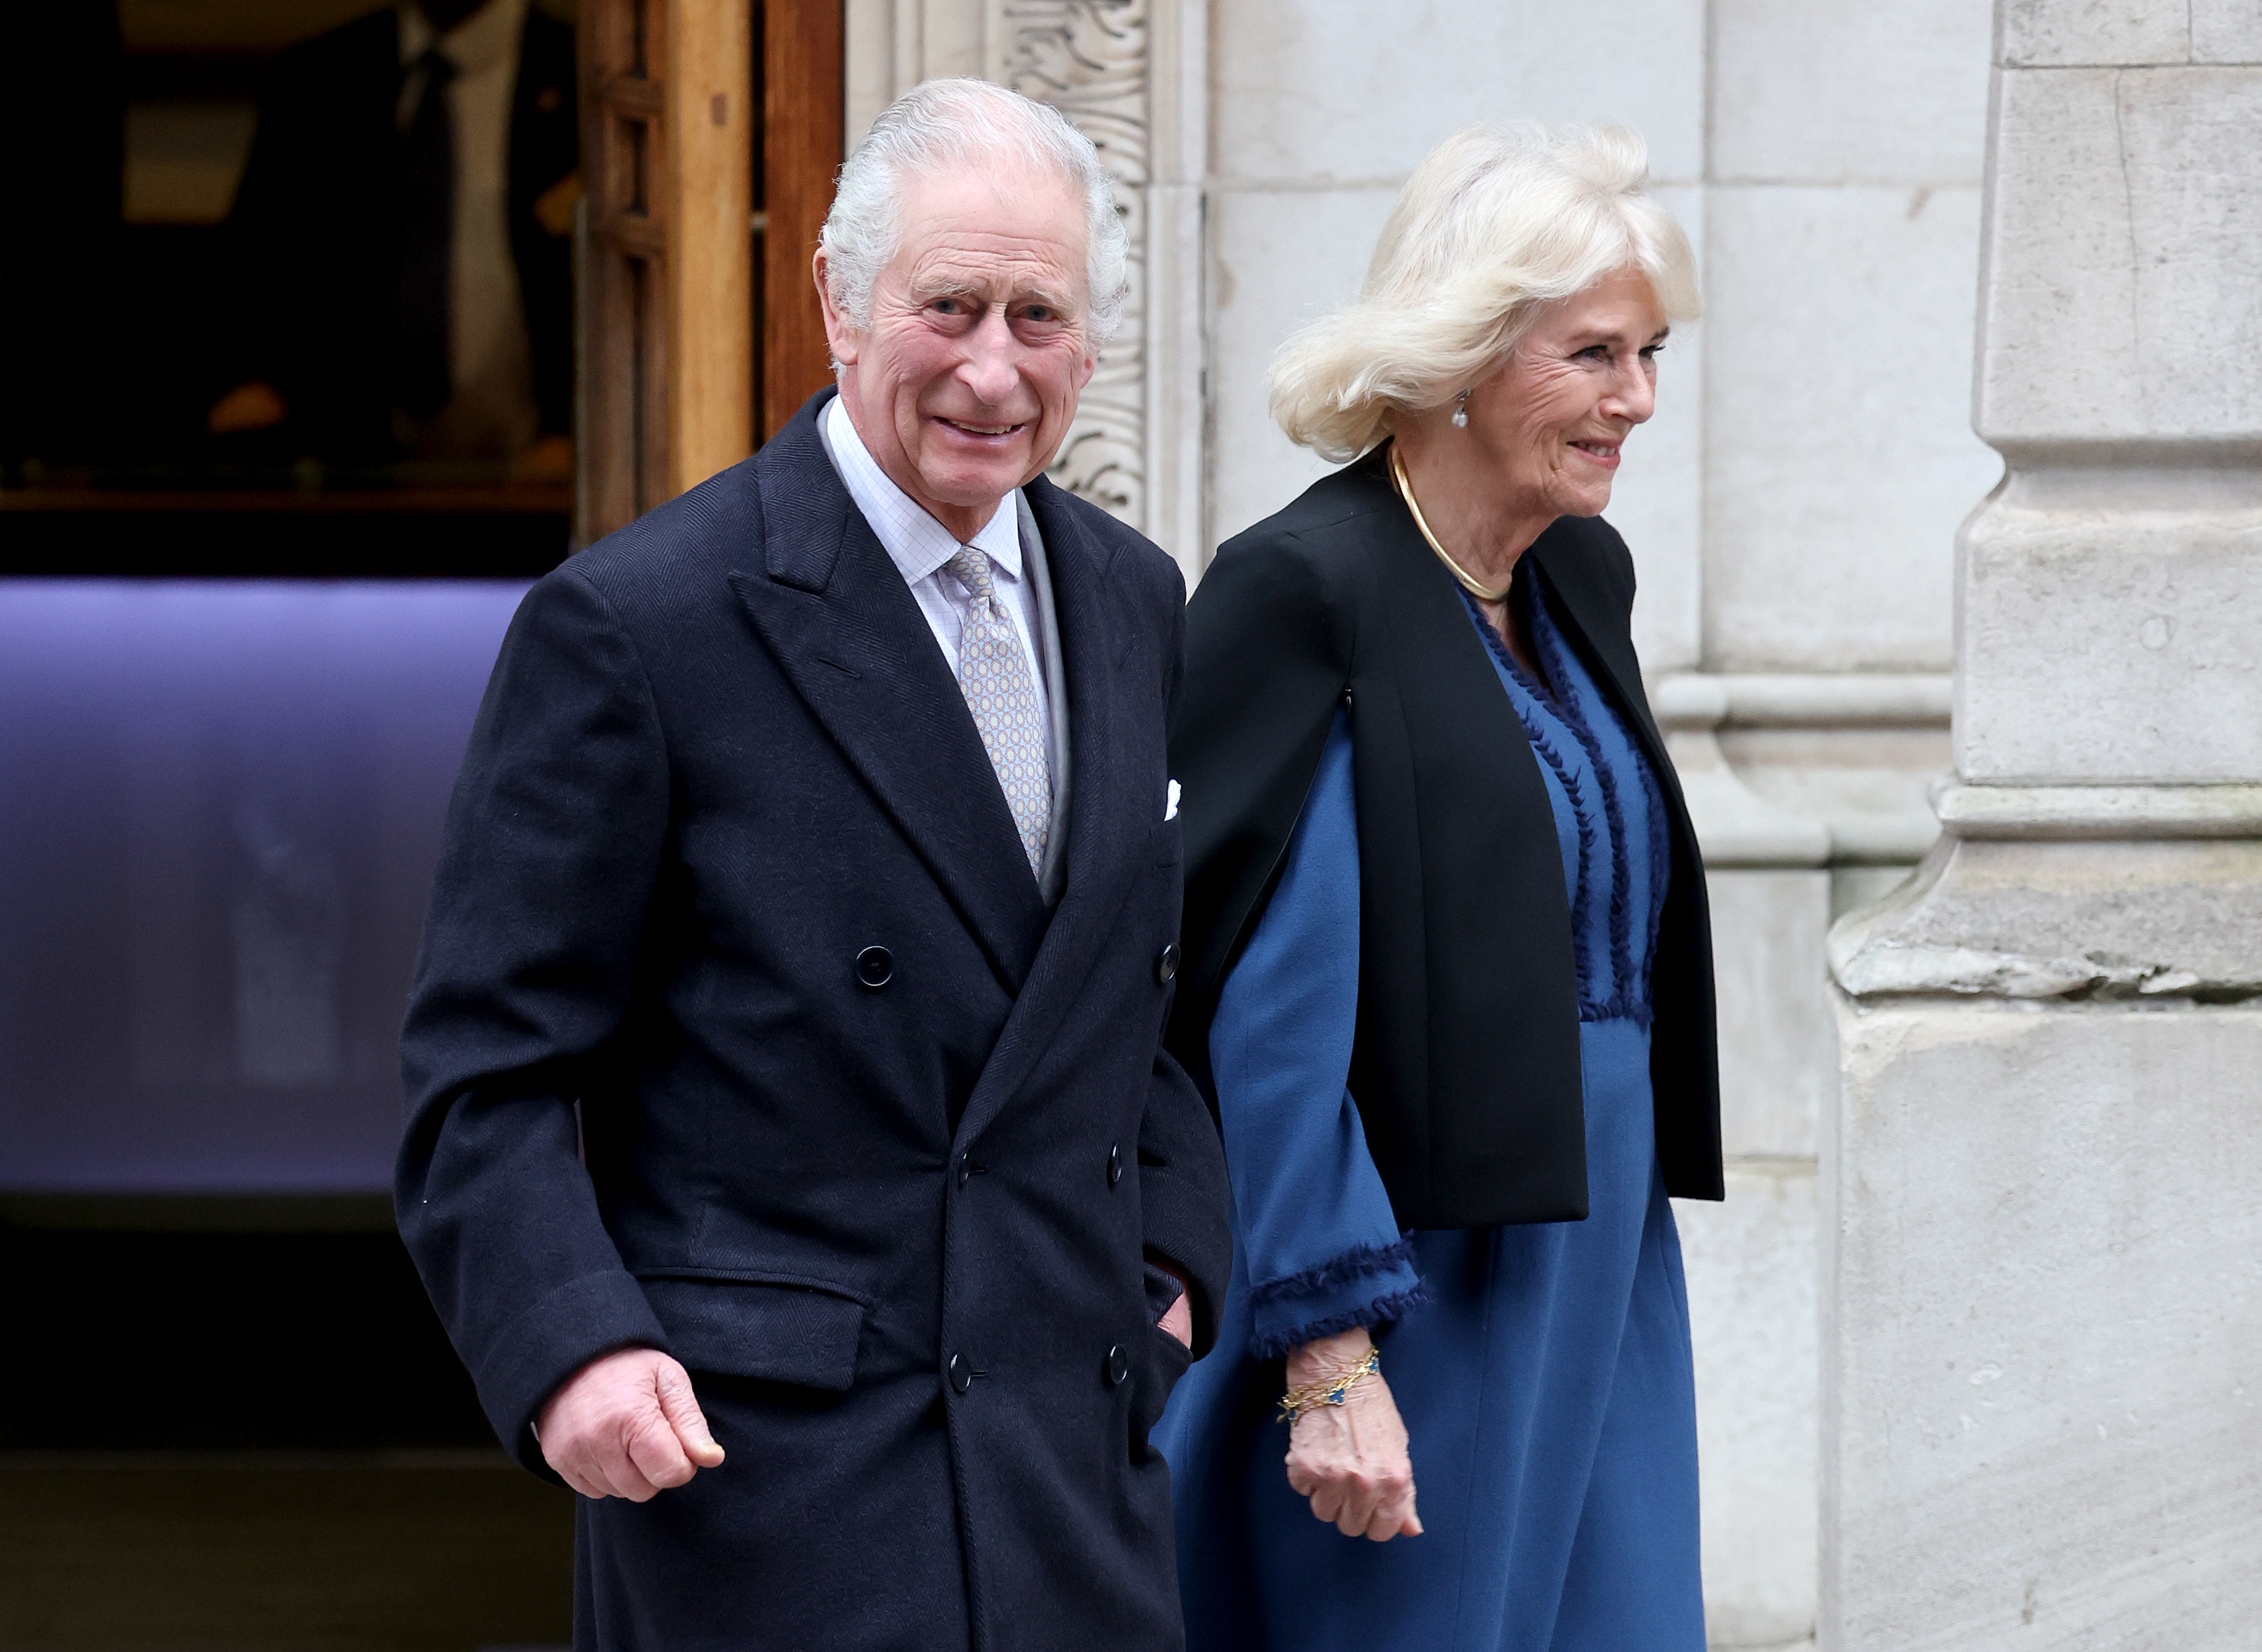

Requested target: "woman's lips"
[{"left": 1569, "top": 440, "right": 1621, "bottom": 469}]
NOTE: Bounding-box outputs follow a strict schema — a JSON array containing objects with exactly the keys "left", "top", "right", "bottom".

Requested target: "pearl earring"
[{"left": 1451, "top": 389, "right": 1470, "bottom": 429}]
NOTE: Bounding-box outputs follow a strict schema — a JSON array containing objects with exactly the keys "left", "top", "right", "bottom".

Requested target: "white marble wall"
[
  {"left": 1685, "top": 869, "right": 1830, "bottom": 1648},
  {"left": 1827, "top": 999, "right": 2262, "bottom": 1648},
  {"left": 1703, "top": 0, "right": 2003, "bottom": 671}
]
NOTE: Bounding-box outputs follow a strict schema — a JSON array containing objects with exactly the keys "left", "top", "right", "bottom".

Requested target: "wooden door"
[{"left": 576, "top": 0, "right": 842, "bottom": 543}]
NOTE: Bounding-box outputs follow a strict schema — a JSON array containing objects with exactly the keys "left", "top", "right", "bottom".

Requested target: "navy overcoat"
[{"left": 397, "top": 390, "right": 1233, "bottom": 1652}]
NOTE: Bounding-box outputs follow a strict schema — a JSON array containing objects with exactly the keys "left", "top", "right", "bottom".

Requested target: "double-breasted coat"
[{"left": 397, "top": 390, "right": 1233, "bottom": 1651}]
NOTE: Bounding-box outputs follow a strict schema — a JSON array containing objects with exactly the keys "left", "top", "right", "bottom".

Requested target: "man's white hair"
[
  {"left": 1270, "top": 123, "right": 1702, "bottom": 462},
  {"left": 820, "top": 78, "right": 1128, "bottom": 348}
]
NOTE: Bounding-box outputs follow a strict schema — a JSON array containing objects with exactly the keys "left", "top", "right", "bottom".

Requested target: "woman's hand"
[{"left": 1282, "top": 1327, "right": 1423, "bottom": 1542}]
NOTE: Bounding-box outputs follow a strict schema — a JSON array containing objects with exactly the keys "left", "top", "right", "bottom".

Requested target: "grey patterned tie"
[{"left": 944, "top": 547, "right": 1052, "bottom": 875}]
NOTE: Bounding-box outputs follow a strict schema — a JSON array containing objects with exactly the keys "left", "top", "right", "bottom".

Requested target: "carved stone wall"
[{"left": 998, "top": 0, "right": 1150, "bottom": 530}]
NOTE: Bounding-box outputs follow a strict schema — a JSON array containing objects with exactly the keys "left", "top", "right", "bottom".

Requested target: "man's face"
[{"left": 818, "top": 161, "right": 1099, "bottom": 542}]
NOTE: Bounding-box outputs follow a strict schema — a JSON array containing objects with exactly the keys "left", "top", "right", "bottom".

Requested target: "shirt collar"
[{"left": 823, "top": 394, "right": 1024, "bottom": 586}]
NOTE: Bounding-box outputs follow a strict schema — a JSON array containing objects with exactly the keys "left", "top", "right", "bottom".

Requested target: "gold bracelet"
[{"left": 1277, "top": 1345, "right": 1380, "bottom": 1424}]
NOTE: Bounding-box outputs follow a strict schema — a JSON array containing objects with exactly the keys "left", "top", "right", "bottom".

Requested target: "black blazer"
[
  {"left": 1168, "top": 445, "right": 1722, "bottom": 1230},
  {"left": 398, "top": 392, "right": 1231, "bottom": 1652},
  {"left": 225, "top": 6, "right": 576, "bottom": 457}
]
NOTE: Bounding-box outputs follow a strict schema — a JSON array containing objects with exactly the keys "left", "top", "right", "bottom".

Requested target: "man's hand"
[
  {"left": 1159, "top": 1288, "right": 1193, "bottom": 1348},
  {"left": 536, "top": 1347, "right": 725, "bottom": 1501},
  {"left": 1283, "top": 1327, "right": 1422, "bottom": 1542},
  {"left": 1150, "top": 1257, "right": 1194, "bottom": 1349}
]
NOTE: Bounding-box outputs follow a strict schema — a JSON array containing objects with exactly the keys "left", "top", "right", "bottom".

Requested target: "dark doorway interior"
[
  {"left": 0, "top": 1214, "right": 493, "bottom": 1452},
  {"left": 0, "top": 1199, "right": 574, "bottom": 1650},
  {"left": 1, "top": 1458, "right": 571, "bottom": 1652},
  {"left": 1, "top": 0, "right": 574, "bottom": 576}
]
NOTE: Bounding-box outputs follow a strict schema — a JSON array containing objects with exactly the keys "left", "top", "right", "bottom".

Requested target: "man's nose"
[{"left": 958, "top": 307, "right": 1021, "bottom": 404}]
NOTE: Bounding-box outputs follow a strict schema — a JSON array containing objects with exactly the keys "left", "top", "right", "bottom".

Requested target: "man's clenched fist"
[{"left": 537, "top": 1347, "right": 726, "bottom": 1501}]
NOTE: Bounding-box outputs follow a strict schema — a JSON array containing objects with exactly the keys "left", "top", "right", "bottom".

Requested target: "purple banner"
[{"left": 0, "top": 580, "right": 529, "bottom": 1192}]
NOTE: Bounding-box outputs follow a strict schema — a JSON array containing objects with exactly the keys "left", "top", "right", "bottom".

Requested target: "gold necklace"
[{"left": 1387, "top": 443, "right": 1511, "bottom": 602}]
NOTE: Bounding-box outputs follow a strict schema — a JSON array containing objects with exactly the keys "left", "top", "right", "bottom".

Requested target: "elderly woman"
[{"left": 1154, "top": 124, "right": 1720, "bottom": 1651}]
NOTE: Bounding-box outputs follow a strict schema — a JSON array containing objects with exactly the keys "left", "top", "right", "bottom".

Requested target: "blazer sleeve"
[
  {"left": 396, "top": 566, "right": 674, "bottom": 1476},
  {"left": 1211, "top": 710, "right": 1424, "bottom": 1359},
  {"left": 1165, "top": 529, "right": 1357, "bottom": 1105}
]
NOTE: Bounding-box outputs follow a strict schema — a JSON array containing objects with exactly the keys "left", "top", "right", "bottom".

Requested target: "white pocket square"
[{"left": 1165, "top": 779, "right": 1180, "bottom": 821}]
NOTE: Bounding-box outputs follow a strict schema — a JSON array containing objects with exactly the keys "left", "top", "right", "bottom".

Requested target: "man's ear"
[{"left": 812, "top": 248, "right": 860, "bottom": 368}]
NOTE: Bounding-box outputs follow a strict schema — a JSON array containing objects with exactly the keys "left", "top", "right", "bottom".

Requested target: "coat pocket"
[
  {"left": 638, "top": 1276, "right": 868, "bottom": 1392},
  {"left": 1129, "top": 1325, "right": 1194, "bottom": 1461}
]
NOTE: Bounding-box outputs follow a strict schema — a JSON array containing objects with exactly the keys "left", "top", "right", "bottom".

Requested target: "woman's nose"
[{"left": 1607, "top": 359, "right": 1657, "bottom": 424}]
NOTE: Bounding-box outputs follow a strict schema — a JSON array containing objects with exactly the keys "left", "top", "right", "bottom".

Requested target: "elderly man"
[{"left": 397, "top": 78, "right": 1230, "bottom": 1651}]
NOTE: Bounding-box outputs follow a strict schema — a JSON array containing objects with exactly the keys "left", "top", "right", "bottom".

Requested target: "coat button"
[
  {"left": 1107, "top": 1143, "right": 1124, "bottom": 1187},
  {"left": 1154, "top": 942, "right": 1179, "bottom": 985},
  {"left": 957, "top": 1151, "right": 976, "bottom": 1188},
  {"left": 856, "top": 945, "right": 893, "bottom": 987},
  {"left": 1106, "top": 1344, "right": 1131, "bottom": 1387},
  {"left": 947, "top": 1353, "right": 972, "bottom": 1394}
]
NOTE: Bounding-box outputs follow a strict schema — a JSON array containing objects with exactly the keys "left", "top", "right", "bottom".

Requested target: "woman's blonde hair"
[{"left": 1270, "top": 123, "right": 1701, "bottom": 461}]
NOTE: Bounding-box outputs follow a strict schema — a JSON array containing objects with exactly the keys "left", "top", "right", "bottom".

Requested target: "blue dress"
[{"left": 1154, "top": 569, "right": 1705, "bottom": 1652}]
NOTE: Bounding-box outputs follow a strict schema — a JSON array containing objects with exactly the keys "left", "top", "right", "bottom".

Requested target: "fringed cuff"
[
  {"left": 1250, "top": 1280, "right": 1433, "bottom": 1361},
  {"left": 1248, "top": 1231, "right": 1419, "bottom": 1307},
  {"left": 1246, "top": 1231, "right": 1427, "bottom": 1360}
]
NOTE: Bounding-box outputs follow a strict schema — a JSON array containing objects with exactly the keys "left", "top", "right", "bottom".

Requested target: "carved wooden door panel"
[{"left": 576, "top": 0, "right": 842, "bottom": 543}]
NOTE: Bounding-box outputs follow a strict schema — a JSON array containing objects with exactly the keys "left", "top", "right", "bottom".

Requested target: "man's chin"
[{"left": 911, "top": 453, "right": 1039, "bottom": 511}]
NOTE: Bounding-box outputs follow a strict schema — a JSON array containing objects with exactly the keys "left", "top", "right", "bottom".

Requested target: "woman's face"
[{"left": 1465, "top": 270, "right": 1671, "bottom": 522}]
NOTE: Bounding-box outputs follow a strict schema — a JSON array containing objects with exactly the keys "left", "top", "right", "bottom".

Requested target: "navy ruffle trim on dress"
[
  {"left": 1458, "top": 579, "right": 1670, "bottom": 1027},
  {"left": 1530, "top": 594, "right": 1638, "bottom": 999},
  {"left": 1527, "top": 580, "right": 1674, "bottom": 1016},
  {"left": 1460, "top": 588, "right": 1603, "bottom": 1006}
]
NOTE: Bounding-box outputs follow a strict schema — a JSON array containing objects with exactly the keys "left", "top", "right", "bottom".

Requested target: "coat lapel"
[
  {"left": 953, "top": 477, "right": 1151, "bottom": 1143},
  {"left": 730, "top": 394, "right": 1049, "bottom": 992}
]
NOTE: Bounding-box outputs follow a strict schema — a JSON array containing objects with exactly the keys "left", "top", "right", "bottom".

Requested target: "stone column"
[{"left": 1822, "top": 4, "right": 2262, "bottom": 1647}]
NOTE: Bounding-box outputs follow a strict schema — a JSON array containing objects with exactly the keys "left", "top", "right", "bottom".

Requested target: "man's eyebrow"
[
  {"left": 905, "top": 273, "right": 1080, "bottom": 314},
  {"left": 906, "top": 275, "right": 989, "bottom": 303}
]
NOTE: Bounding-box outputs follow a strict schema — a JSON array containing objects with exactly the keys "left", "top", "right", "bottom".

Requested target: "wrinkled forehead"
[{"left": 885, "top": 155, "right": 1091, "bottom": 300}]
